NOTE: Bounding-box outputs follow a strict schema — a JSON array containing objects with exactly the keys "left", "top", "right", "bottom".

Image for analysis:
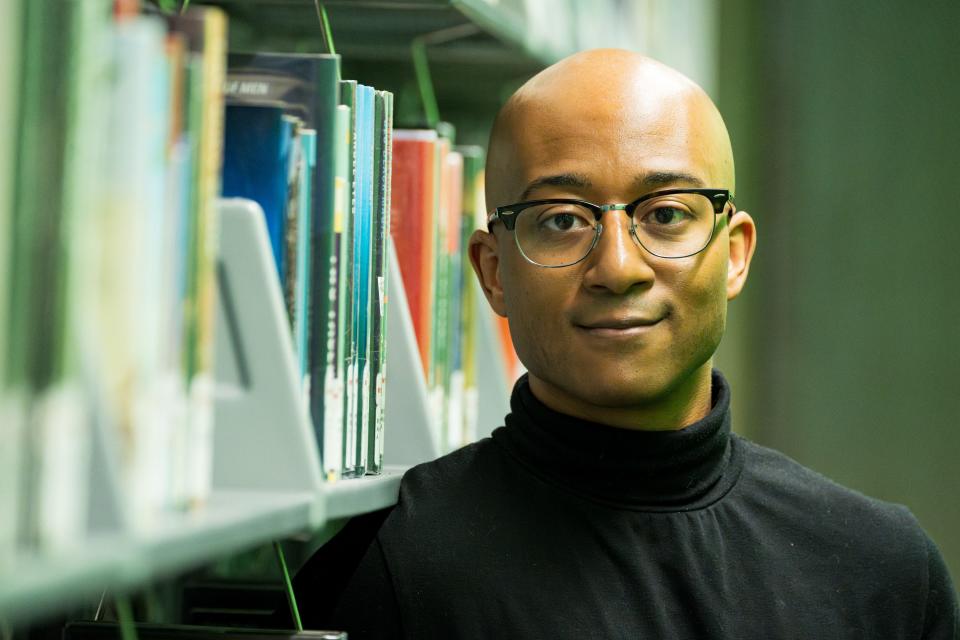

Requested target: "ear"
[
  {"left": 468, "top": 228, "right": 508, "bottom": 317},
  {"left": 726, "top": 210, "right": 757, "bottom": 301}
]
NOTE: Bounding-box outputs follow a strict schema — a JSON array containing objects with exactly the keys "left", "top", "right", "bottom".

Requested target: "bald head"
[{"left": 486, "top": 49, "right": 735, "bottom": 212}]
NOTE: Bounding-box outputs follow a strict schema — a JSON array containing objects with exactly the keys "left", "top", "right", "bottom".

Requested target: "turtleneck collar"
[{"left": 491, "top": 369, "right": 743, "bottom": 512}]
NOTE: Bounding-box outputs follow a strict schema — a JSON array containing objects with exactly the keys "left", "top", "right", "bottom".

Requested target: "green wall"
[{"left": 717, "top": 0, "right": 960, "bottom": 586}]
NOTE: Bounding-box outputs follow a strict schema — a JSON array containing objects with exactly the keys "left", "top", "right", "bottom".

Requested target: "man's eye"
[
  {"left": 643, "top": 206, "right": 690, "bottom": 226},
  {"left": 540, "top": 211, "right": 591, "bottom": 232}
]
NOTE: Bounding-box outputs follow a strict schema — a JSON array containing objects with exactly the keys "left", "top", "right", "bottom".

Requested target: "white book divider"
[
  {"left": 86, "top": 406, "right": 125, "bottom": 536},
  {"left": 213, "top": 199, "right": 324, "bottom": 523},
  {"left": 472, "top": 279, "right": 513, "bottom": 441},
  {"left": 384, "top": 241, "right": 441, "bottom": 466}
]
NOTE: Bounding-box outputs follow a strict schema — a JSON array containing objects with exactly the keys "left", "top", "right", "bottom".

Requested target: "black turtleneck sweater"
[{"left": 293, "top": 371, "right": 958, "bottom": 638}]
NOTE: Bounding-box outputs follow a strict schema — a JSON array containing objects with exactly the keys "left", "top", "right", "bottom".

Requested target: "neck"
[{"left": 526, "top": 361, "right": 714, "bottom": 431}]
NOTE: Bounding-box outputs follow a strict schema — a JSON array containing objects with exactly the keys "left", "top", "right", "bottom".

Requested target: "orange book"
[
  {"left": 496, "top": 315, "right": 521, "bottom": 384},
  {"left": 391, "top": 130, "right": 438, "bottom": 376}
]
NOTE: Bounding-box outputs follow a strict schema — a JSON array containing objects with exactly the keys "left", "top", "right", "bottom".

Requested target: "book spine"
[
  {"left": 338, "top": 80, "right": 359, "bottom": 478},
  {"left": 323, "top": 105, "right": 351, "bottom": 482},
  {"left": 366, "top": 90, "right": 393, "bottom": 474},
  {"left": 353, "top": 85, "right": 375, "bottom": 476},
  {"left": 296, "top": 129, "right": 316, "bottom": 385}
]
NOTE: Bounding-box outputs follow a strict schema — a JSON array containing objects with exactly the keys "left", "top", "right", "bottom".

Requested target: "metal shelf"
[
  {"left": 0, "top": 490, "right": 316, "bottom": 628},
  {"left": 325, "top": 468, "right": 404, "bottom": 520}
]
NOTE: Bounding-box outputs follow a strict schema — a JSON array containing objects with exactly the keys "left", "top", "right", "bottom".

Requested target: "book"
[
  {"left": 338, "top": 79, "right": 359, "bottom": 478},
  {"left": 323, "top": 105, "right": 351, "bottom": 482},
  {"left": 366, "top": 90, "right": 394, "bottom": 474},
  {"left": 443, "top": 149, "right": 465, "bottom": 452},
  {"left": 457, "top": 145, "right": 486, "bottom": 446},
  {"left": 224, "top": 53, "right": 341, "bottom": 464},
  {"left": 0, "top": 0, "right": 19, "bottom": 559},
  {"left": 294, "top": 130, "right": 317, "bottom": 383},
  {"left": 222, "top": 105, "right": 299, "bottom": 287},
  {"left": 10, "top": 0, "right": 117, "bottom": 549},
  {"left": 349, "top": 84, "right": 376, "bottom": 477},
  {"left": 390, "top": 130, "right": 439, "bottom": 380},
  {"left": 168, "top": 5, "right": 228, "bottom": 509}
]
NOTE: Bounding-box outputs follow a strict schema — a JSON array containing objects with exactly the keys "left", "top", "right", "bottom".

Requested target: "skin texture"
[{"left": 469, "top": 49, "right": 757, "bottom": 431}]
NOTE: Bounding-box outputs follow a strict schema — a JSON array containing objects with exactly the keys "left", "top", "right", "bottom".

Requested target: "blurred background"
[{"left": 715, "top": 0, "right": 960, "bottom": 590}]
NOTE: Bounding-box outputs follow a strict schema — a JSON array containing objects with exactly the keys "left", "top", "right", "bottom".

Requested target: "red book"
[{"left": 391, "top": 130, "right": 438, "bottom": 376}]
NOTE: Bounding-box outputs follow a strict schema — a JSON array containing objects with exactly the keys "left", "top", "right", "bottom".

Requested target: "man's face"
[{"left": 471, "top": 54, "right": 754, "bottom": 427}]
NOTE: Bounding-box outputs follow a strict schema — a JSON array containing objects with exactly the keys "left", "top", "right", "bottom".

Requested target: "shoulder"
[
  {"left": 734, "top": 437, "right": 960, "bottom": 632},
  {"left": 375, "top": 437, "right": 520, "bottom": 552},
  {"left": 734, "top": 434, "right": 930, "bottom": 567},
  {"left": 396, "top": 436, "right": 505, "bottom": 503}
]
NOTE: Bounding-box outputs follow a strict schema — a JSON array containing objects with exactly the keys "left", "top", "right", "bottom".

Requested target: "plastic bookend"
[
  {"left": 212, "top": 198, "right": 324, "bottom": 501},
  {"left": 472, "top": 278, "right": 512, "bottom": 440},
  {"left": 383, "top": 242, "right": 441, "bottom": 466},
  {"left": 86, "top": 399, "right": 125, "bottom": 536}
]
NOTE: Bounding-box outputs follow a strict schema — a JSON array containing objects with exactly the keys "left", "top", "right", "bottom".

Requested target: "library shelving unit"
[
  {"left": 0, "top": 191, "right": 506, "bottom": 627},
  {"left": 0, "top": 0, "right": 648, "bottom": 628}
]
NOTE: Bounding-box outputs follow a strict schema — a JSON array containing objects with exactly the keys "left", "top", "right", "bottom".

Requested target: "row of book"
[
  {"left": 0, "top": 0, "right": 522, "bottom": 563},
  {"left": 220, "top": 52, "right": 395, "bottom": 481},
  {"left": 220, "top": 54, "right": 509, "bottom": 477},
  {"left": 0, "top": 1, "right": 227, "bottom": 554}
]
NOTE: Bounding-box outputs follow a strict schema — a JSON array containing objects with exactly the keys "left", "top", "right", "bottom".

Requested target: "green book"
[
  {"left": 456, "top": 145, "right": 486, "bottom": 445},
  {"left": 0, "top": 0, "right": 22, "bottom": 563},
  {"left": 338, "top": 79, "right": 360, "bottom": 478},
  {"left": 366, "top": 90, "right": 393, "bottom": 474},
  {"left": 324, "top": 104, "right": 351, "bottom": 482}
]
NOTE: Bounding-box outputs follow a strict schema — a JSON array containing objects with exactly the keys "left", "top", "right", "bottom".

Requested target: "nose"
[{"left": 581, "top": 208, "right": 655, "bottom": 295}]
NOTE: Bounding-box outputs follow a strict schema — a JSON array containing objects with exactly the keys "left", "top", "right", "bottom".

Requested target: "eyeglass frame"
[{"left": 485, "top": 187, "right": 736, "bottom": 267}]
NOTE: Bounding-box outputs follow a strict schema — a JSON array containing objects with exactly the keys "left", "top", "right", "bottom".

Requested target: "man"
[{"left": 294, "top": 49, "right": 958, "bottom": 638}]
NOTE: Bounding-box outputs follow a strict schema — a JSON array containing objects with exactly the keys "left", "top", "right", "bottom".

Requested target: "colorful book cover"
[
  {"left": 222, "top": 105, "right": 297, "bottom": 286},
  {"left": 350, "top": 84, "right": 375, "bottom": 476},
  {"left": 390, "top": 130, "right": 439, "bottom": 379},
  {"left": 167, "top": 5, "right": 228, "bottom": 509},
  {"left": 224, "top": 53, "right": 341, "bottom": 456}
]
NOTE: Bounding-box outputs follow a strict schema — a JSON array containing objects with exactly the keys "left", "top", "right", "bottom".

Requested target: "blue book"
[
  {"left": 350, "top": 84, "right": 376, "bottom": 475},
  {"left": 222, "top": 105, "right": 296, "bottom": 283},
  {"left": 225, "top": 53, "right": 341, "bottom": 466}
]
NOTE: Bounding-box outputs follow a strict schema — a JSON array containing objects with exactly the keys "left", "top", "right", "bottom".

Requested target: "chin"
[
  {"left": 546, "top": 358, "right": 682, "bottom": 410},
  {"left": 578, "top": 374, "right": 676, "bottom": 409}
]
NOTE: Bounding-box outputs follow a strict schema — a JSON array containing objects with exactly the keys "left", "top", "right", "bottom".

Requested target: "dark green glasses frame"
[{"left": 485, "top": 187, "right": 736, "bottom": 263}]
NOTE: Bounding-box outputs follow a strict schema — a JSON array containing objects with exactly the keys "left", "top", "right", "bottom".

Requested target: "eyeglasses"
[{"left": 486, "top": 188, "right": 735, "bottom": 268}]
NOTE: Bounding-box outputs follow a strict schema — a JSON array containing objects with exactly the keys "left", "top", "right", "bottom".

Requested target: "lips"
[{"left": 576, "top": 316, "right": 661, "bottom": 330}]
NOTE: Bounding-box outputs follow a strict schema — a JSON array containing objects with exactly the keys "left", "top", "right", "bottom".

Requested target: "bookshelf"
[
  {"left": 203, "top": 0, "right": 650, "bottom": 145},
  {"left": 0, "top": 0, "right": 575, "bottom": 629},
  {"left": 0, "top": 197, "right": 468, "bottom": 627}
]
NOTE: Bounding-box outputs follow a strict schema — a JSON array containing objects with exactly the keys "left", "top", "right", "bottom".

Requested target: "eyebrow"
[
  {"left": 518, "top": 173, "right": 592, "bottom": 201},
  {"left": 517, "top": 170, "right": 706, "bottom": 202},
  {"left": 635, "top": 171, "right": 706, "bottom": 189}
]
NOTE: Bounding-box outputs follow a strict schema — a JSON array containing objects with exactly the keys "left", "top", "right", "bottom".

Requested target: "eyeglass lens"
[{"left": 513, "top": 193, "right": 719, "bottom": 267}]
